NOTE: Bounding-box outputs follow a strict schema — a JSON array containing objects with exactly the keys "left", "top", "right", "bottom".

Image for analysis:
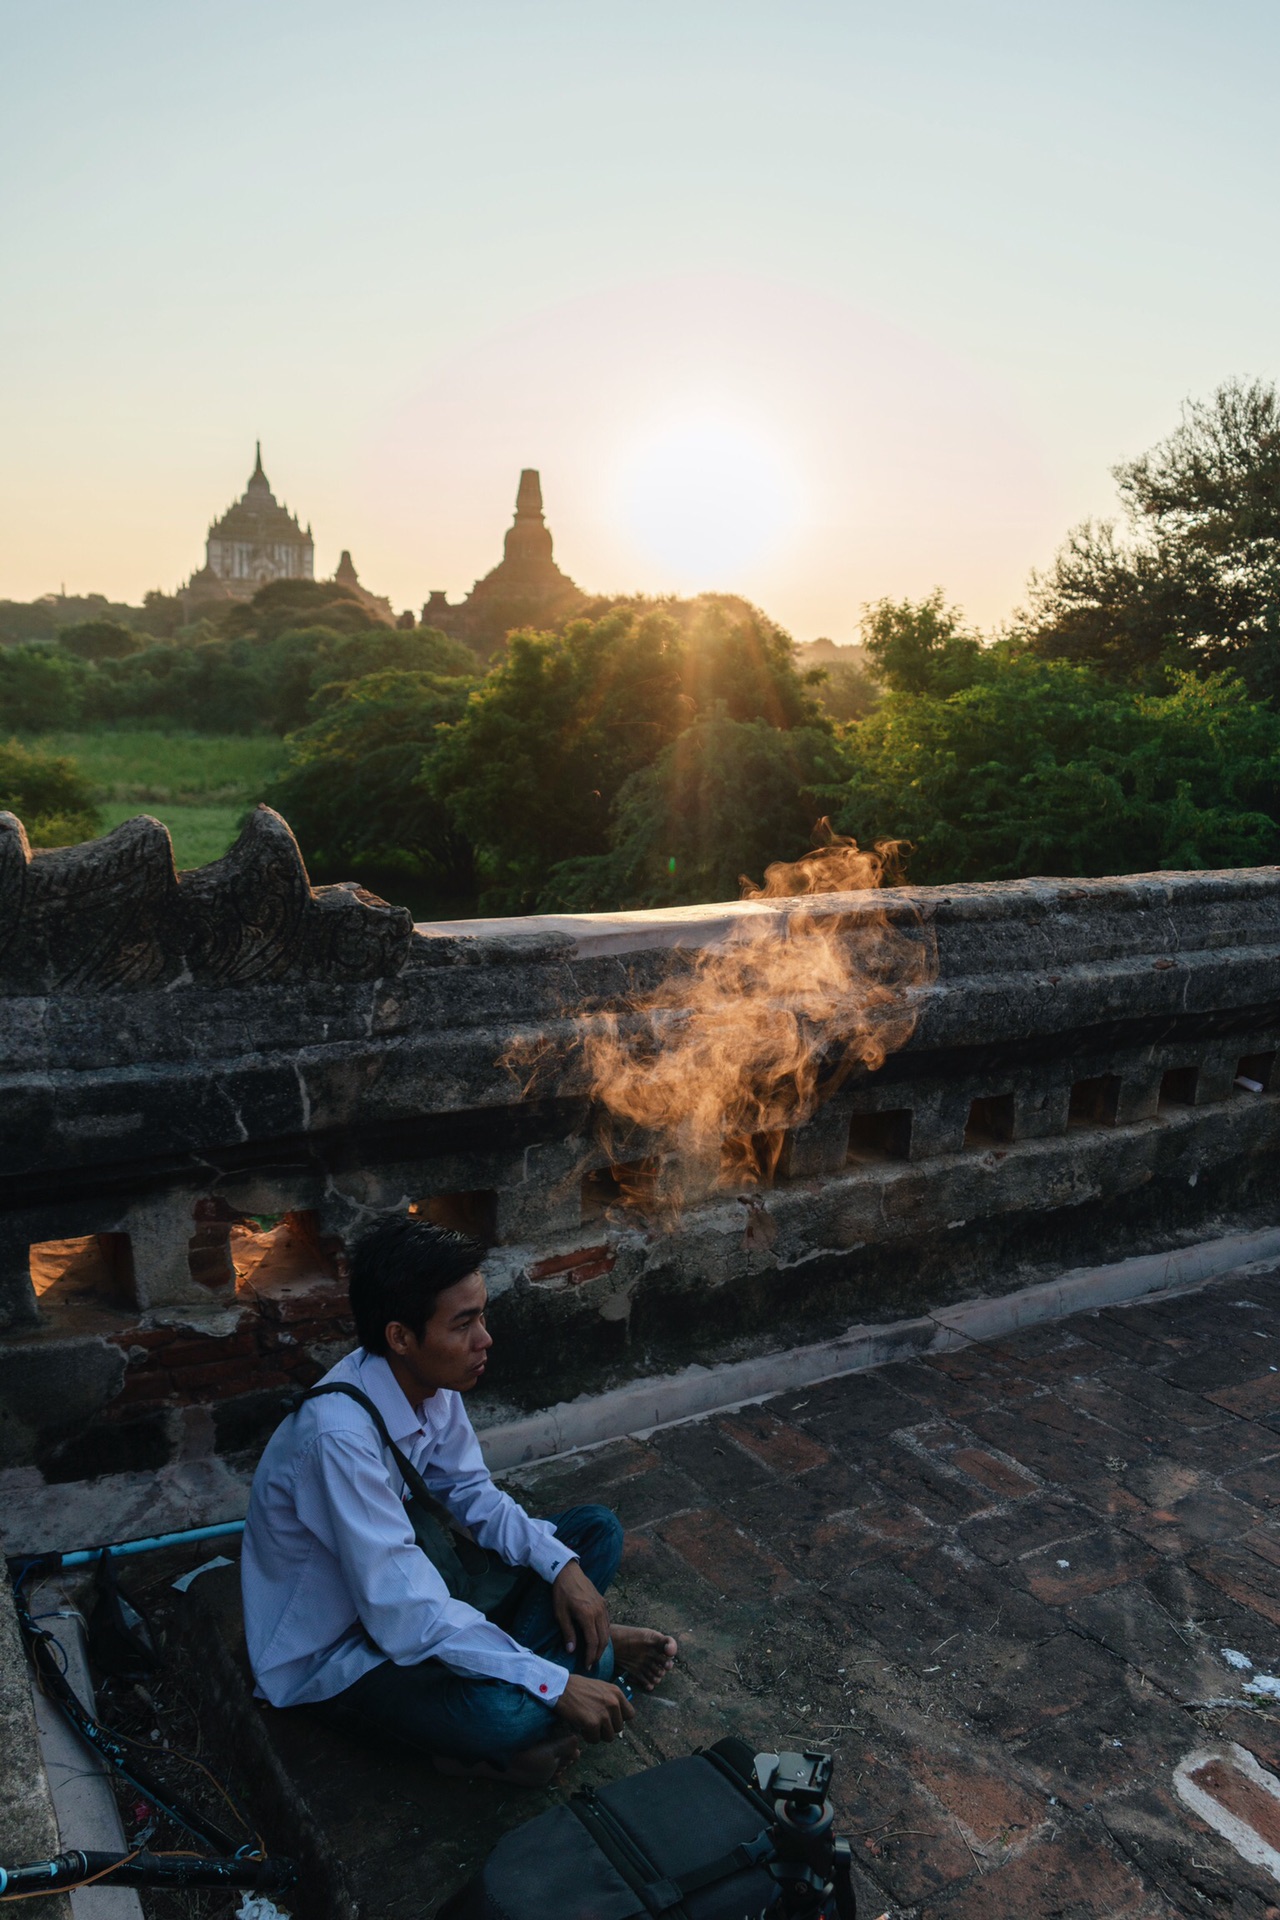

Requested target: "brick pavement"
[
  {"left": 507, "top": 1261, "right": 1280, "bottom": 1917},
  {"left": 190, "top": 1260, "right": 1280, "bottom": 1918}
]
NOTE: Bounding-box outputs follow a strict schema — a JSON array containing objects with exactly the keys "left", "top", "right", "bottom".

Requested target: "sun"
[{"left": 613, "top": 413, "right": 802, "bottom": 588}]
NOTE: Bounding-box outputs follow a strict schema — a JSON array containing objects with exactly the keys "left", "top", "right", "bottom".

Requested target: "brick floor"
[
  {"left": 508, "top": 1260, "right": 1280, "bottom": 1917},
  {"left": 190, "top": 1260, "right": 1280, "bottom": 1917}
]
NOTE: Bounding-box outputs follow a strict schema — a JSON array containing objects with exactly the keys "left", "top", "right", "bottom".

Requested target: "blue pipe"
[{"left": 54, "top": 1520, "right": 246, "bottom": 1570}]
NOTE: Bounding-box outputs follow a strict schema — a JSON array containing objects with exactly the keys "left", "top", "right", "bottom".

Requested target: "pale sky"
[{"left": 2, "top": 0, "right": 1278, "bottom": 639}]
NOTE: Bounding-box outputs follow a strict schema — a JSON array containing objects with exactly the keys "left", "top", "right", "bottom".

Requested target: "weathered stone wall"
[{"left": 3, "top": 808, "right": 1280, "bottom": 1475}]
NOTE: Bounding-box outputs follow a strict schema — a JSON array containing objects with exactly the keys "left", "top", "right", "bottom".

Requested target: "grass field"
[{"left": 26, "top": 730, "right": 286, "bottom": 869}]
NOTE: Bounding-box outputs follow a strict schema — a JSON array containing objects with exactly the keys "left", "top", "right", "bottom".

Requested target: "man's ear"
[{"left": 384, "top": 1320, "right": 414, "bottom": 1356}]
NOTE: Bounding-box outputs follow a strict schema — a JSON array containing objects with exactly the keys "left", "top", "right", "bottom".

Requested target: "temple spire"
[
  {"left": 252, "top": 440, "right": 265, "bottom": 480},
  {"left": 515, "top": 469, "right": 544, "bottom": 520}
]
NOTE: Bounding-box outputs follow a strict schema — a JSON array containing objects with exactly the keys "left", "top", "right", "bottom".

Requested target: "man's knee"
[{"left": 551, "top": 1503, "right": 625, "bottom": 1585}]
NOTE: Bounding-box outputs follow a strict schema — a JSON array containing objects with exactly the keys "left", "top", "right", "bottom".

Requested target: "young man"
[{"left": 241, "top": 1216, "right": 676, "bottom": 1786}]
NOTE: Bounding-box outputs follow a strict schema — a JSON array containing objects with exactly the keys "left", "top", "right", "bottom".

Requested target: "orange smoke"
[{"left": 583, "top": 824, "right": 934, "bottom": 1217}]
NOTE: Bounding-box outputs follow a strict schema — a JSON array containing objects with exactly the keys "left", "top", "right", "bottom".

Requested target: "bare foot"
[
  {"left": 612, "top": 1625, "right": 678, "bottom": 1692},
  {"left": 434, "top": 1732, "right": 581, "bottom": 1788}
]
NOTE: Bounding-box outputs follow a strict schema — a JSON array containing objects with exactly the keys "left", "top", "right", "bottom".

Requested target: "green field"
[{"left": 26, "top": 730, "right": 286, "bottom": 870}]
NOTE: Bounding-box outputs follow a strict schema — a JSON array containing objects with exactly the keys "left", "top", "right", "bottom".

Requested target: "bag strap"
[{"left": 299, "top": 1382, "right": 456, "bottom": 1530}]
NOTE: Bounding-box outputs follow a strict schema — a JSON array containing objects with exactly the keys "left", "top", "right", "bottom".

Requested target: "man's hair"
[{"left": 348, "top": 1215, "right": 485, "bottom": 1356}]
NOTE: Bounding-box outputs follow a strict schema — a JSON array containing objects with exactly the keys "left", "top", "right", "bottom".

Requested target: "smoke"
[{"left": 581, "top": 824, "right": 935, "bottom": 1219}]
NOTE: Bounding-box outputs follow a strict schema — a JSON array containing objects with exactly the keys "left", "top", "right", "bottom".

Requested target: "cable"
[
  {"left": 0, "top": 1849, "right": 296, "bottom": 1898},
  {"left": 11, "top": 1573, "right": 271, "bottom": 1862}
]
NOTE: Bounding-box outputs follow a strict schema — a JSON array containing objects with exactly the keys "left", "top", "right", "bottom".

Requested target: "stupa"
[{"left": 423, "top": 470, "right": 585, "bottom": 656}]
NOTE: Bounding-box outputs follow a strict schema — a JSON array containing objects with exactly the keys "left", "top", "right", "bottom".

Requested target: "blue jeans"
[{"left": 313, "top": 1504, "right": 624, "bottom": 1765}]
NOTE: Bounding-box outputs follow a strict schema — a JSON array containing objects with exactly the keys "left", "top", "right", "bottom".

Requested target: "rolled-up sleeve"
[
  {"left": 296, "top": 1430, "right": 569, "bottom": 1703},
  {"left": 422, "top": 1407, "right": 579, "bottom": 1588}
]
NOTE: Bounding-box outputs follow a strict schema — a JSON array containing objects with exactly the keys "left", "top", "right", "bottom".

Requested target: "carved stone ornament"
[{"left": 0, "top": 805, "right": 413, "bottom": 994}]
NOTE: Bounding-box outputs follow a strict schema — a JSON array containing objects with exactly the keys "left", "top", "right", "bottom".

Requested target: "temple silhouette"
[{"left": 423, "top": 468, "right": 585, "bottom": 656}]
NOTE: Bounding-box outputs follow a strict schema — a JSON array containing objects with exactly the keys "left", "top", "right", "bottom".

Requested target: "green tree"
[
  {"left": 859, "top": 590, "right": 986, "bottom": 696},
  {"left": 265, "top": 668, "right": 478, "bottom": 908},
  {"left": 0, "top": 738, "right": 100, "bottom": 845},
  {"left": 540, "top": 709, "right": 848, "bottom": 910},
  {"left": 830, "top": 655, "right": 1280, "bottom": 883},
  {"left": 1027, "top": 379, "right": 1280, "bottom": 700},
  {"left": 221, "top": 577, "right": 392, "bottom": 644},
  {"left": 0, "top": 645, "right": 88, "bottom": 730},
  {"left": 433, "top": 599, "right": 822, "bottom": 911},
  {"left": 58, "top": 619, "right": 144, "bottom": 661},
  {"left": 806, "top": 652, "right": 880, "bottom": 723}
]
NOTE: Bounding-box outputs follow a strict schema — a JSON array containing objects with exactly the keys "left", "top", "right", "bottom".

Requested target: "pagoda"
[
  {"left": 423, "top": 470, "right": 584, "bottom": 657},
  {"left": 186, "top": 445, "right": 314, "bottom": 605}
]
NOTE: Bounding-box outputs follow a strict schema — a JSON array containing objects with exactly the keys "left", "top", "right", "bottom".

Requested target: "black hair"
[{"left": 348, "top": 1216, "right": 485, "bottom": 1356}]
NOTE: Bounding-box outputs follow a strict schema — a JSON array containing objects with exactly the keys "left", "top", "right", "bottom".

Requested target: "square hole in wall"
[
  {"left": 233, "top": 1210, "right": 340, "bottom": 1294},
  {"left": 29, "top": 1234, "right": 135, "bottom": 1308},
  {"left": 1236, "top": 1052, "right": 1276, "bottom": 1094},
  {"left": 581, "top": 1160, "right": 659, "bottom": 1220},
  {"left": 1068, "top": 1075, "right": 1122, "bottom": 1128},
  {"left": 412, "top": 1190, "right": 499, "bottom": 1246},
  {"left": 1159, "top": 1066, "right": 1199, "bottom": 1110},
  {"left": 964, "top": 1094, "right": 1015, "bottom": 1148},
  {"left": 847, "top": 1110, "right": 913, "bottom": 1163}
]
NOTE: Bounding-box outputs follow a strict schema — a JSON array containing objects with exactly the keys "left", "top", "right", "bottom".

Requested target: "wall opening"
[
  {"left": 233, "top": 1210, "right": 340, "bottom": 1295},
  {"left": 964, "top": 1094, "right": 1015, "bottom": 1149},
  {"left": 29, "top": 1234, "right": 135, "bottom": 1309},
  {"left": 411, "top": 1190, "right": 499, "bottom": 1246},
  {"left": 582, "top": 1160, "right": 659, "bottom": 1221},
  {"left": 1160, "top": 1066, "right": 1199, "bottom": 1110},
  {"left": 847, "top": 1110, "right": 914, "bottom": 1163},
  {"left": 1068, "top": 1075, "right": 1122, "bottom": 1128},
  {"left": 1236, "top": 1051, "right": 1276, "bottom": 1094}
]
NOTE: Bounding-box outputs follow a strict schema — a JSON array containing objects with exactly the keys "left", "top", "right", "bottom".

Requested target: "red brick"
[
  {"left": 106, "top": 1327, "right": 179, "bottom": 1354},
  {"left": 527, "top": 1244, "right": 614, "bottom": 1282},
  {"left": 658, "top": 1508, "right": 793, "bottom": 1597},
  {"left": 920, "top": 1832, "right": 1152, "bottom": 1919},
  {"left": 717, "top": 1409, "right": 830, "bottom": 1474},
  {"left": 1189, "top": 1546, "right": 1280, "bottom": 1627},
  {"left": 1207, "top": 1372, "right": 1280, "bottom": 1420},
  {"left": 951, "top": 1448, "right": 1038, "bottom": 1499},
  {"left": 905, "top": 1746, "right": 1045, "bottom": 1846},
  {"left": 109, "top": 1371, "right": 177, "bottom": 1407},
  {"left": 159, "top": 1332, "right": 257, "bottom": 1369},
  {"left": 1017, "top": 1531, "right": 1157, "bottom": 1604}
]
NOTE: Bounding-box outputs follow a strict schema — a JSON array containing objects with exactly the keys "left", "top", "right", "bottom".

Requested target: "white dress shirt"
[{"left": 241, "top": 1347, "right": 578, "bottom": 1708}]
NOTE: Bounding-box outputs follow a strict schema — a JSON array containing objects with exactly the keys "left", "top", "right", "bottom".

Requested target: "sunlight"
[{"left": 613, "top": 414, "right": 803, "bottom": 587}]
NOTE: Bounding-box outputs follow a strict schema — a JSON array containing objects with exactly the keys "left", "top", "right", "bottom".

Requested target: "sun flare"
[{"left": 613, "top": 414, "right": 802, "bottom": 587}]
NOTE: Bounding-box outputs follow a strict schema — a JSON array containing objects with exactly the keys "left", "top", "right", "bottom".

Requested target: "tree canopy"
[
  {"left": 0, "top": 738, "right": 100, "bottom": 846},
  {"left": 831, "top": 653, "right": 1280, "bottom": 882},
  {"left": 1027, "top": 379, "right": 1280, "bottom": 701}
]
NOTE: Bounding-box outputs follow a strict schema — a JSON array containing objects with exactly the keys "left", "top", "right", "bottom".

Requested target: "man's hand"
[
  {"left": 553, "top": 1673, "right": 635, "bottom": 1743},
  {"left": 552, "top": 1559, "right": 612, "bottom": 1669}
]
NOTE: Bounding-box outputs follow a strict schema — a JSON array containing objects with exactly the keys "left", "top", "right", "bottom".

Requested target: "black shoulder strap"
[{"left": 299, "top": 1382, "right": 455, "bottom": 1528}]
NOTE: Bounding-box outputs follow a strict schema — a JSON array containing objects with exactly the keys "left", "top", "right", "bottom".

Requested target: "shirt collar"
[{"left": 355, "top": 1351, "right": 433, "bottom": 1444}]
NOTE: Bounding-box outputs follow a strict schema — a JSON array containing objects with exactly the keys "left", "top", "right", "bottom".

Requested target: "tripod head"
[{"left": 752, "top": 1751, "right": 853, "bottom": 1916}]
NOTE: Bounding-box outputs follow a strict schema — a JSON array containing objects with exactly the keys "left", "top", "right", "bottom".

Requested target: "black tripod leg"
[{"left": 832, "top": 1839, "right": 856, "bottom": 1919}]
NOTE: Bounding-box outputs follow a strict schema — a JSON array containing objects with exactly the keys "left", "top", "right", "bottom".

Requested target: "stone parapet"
[{"left": 3, "top": 832, "right": 1280, "bottom": 1471}]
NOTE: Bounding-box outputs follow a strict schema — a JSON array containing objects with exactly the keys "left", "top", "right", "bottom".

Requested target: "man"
[{"left": 242, "top": 1215, "right": 676, "bottom": 1786}]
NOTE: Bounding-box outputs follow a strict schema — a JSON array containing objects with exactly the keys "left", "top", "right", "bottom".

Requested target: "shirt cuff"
[
  {"left": 529, "top": 1535, "right": 578, "bottom": 1585},
  {"left": 523, "top": 1654, "right": 570, "bottom": 1705}
]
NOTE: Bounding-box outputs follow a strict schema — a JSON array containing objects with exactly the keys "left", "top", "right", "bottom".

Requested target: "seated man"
[{"left": 242, "top": 1215, "right": 676, "bottom": 1786}]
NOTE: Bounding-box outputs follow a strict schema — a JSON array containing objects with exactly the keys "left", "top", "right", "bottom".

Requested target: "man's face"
[{"left": 385, "top": 1270, "right": 493, "bottom": 1398}]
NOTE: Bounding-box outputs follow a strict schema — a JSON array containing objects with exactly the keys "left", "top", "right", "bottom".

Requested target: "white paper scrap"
[{"left": 172, "top": 1555, "right": 235, "bottom": 1592}]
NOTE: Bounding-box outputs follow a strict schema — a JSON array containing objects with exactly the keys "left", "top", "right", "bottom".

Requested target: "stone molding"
[{"left": 0, "top": 805, "right": 413, "bottom": 994}]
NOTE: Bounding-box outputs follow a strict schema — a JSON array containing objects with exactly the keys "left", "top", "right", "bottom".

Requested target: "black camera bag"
[{"left": 440, "top": 1739, "right": 828, "bottom": 1920}]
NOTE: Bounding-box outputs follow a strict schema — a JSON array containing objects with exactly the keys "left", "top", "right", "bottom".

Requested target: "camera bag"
[{"left": 439, "top": 1739, "right": 809, "bottom": 1920}]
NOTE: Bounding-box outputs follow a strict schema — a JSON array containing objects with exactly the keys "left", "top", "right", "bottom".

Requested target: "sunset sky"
[{"left": 2, "top": 0, "right": 1277, "bottom": 638}]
